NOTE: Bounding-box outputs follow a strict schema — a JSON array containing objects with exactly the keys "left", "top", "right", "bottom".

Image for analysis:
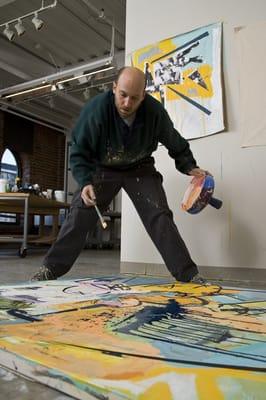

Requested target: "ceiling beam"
[
  {"left": 56, "top": 92, "right": 84, "bottom": 108},
  {"left": 0, "top": 60, "right": 30, "bottom": 80},
  {"left": 0, "top": 100, "right": 67, "bottom": 132}
]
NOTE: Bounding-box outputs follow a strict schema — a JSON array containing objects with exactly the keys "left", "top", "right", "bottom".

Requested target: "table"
[
  {"left": 103, "top": 210, "right": 121, "bottom": 247},
  {"left": 0, "top": 193, "right": 69, "bottom": 257},
  {"left": 85, "top": 210, "right": 121, "bottom": 249}
]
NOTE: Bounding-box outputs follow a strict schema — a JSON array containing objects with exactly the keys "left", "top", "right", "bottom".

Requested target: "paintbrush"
[{"left": 94, "top": 204, "right": 107, "bottom": 229}]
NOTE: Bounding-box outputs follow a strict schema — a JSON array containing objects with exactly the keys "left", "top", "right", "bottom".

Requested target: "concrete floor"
[
  {"left": 0, "top": 245, "right": 264, "bottom": 399},
  {"left": 0, "top": 246, "right": 121, "bottom": 285}
]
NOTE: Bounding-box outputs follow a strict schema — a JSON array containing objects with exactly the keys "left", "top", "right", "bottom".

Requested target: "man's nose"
[{"left": 124, "top": 97, "right": 132, "bottom": 108}]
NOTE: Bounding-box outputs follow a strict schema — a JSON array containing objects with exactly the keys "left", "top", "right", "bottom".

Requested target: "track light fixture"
[
  {"left": 0, "top": 0, "right": 57, "bottom": 41},
  {"left": 3, "top": 23, "right": 15, "bottom": 41},
  {"left": 57, "top": 83, "right": 65, "bottom": 90},
  {"left": 32, "top": 12, "right": 44, "bottom": 31},
  {"left": 14, "top": 19, "right": 26, "bottom": 36},
  {"left": 48, "top": 97, "right": 55, "bottom": 108},
  {"left": 83, "top": 88, "right": 91, "bottom": 100},
  {"left": 98, "top": 8, "right": 106, "bottom": 20}
]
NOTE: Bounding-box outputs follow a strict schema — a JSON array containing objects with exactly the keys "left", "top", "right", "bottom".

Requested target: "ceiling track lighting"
[
  {"left": 4, "top": 84, "right": 53, "bottom": 99},
  {"left": 0, "top": 0, "right": 57, "bottom": 41},
  {"left": 58, "top": 65, "right": 114, "bottom": 85},
  {"left": 0, "top": 58, "right": 115, "bottom": 100}
]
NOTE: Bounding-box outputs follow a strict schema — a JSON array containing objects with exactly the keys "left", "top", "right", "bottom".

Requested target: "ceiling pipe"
[{"left": 80, "top": 0, "right": 124, "bottom": 39}]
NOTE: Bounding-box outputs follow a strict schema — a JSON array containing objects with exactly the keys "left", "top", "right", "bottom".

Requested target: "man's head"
[{"left": 113, "top": 66, "right": 146, "bottom": 118}]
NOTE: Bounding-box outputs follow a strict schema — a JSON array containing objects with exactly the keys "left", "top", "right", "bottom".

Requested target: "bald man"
[{"left": 31, "top": 66, "right": 208, "bottom": 283}]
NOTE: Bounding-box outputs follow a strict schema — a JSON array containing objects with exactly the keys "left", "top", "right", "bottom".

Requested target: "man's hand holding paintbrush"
[{"left": 81, "top": 184, "right": 107, "bottom": 229}]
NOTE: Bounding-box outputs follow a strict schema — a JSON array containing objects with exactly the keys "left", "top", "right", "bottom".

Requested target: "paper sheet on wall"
[
  {"left": 131, "top": 23, "right": 224, "bottom": 140},
  {"left": 235, "top": 22, "right": 266, "bottom": 147}
]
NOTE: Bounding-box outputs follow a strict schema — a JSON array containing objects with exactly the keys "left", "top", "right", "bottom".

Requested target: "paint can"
[
  {"left": 0, "top": 178, "right": 8, "bottom": 193},
  {"left": 54, "top": 190, "right": 65, "bottom": 202}
]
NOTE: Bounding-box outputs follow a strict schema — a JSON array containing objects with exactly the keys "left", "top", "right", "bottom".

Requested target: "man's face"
[{"left": 113, "top": 72, "right": 145, "bottom": 118}]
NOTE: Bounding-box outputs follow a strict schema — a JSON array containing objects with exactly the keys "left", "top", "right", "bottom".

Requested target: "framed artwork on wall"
[{"left": 131, "top": 22, "right": 224, "bottom": 140}]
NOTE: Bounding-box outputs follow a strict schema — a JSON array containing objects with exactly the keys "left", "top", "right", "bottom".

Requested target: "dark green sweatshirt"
[{"left": 70, "top": 90, "right": 197, "bottom": 188}]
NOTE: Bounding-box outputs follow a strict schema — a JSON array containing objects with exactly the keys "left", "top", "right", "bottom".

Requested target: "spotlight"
[
  {"left": 99, "top": 84, "right": 108, "bottom": 92},
  {"left": 98, "top": 8, "right": 105, "bottom": 20},
  {"left": 3, "top": 23, "right": 15, "bottom": 41},
  {"left": 14, "top": 19, "right": 25, "bottom": 36},
  {"left": 32, "top": 12, "right": 44, "bottom": 30},
  {"left": 83, "top": 88, "right": 91, "bottom": 100},
  {"left": 57, "top": 83, "right": 64, "bottom": 90},
  {"left": 48, "top": 97, "right": 55, "bottom": 108}
]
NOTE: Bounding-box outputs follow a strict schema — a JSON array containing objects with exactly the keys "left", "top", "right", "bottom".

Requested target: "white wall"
[{"left": 121, "top": 0, "right": 266, "bottom": 270}]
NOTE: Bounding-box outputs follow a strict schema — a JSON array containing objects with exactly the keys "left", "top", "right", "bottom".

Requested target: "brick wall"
[
  {"left": 30, "top": 124, "right": 65, "bottom": 190},
  {"left": 0, "top": 111, "right": 65, "bottom": 190}
]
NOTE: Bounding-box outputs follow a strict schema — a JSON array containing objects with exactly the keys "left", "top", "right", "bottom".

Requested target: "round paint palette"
[{"left": 181, "top": 175, "right": 222, "bottom": 214}]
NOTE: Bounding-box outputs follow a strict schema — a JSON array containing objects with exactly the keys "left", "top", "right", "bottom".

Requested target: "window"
[
  {"left": 0, "top": 148, "right": 20, "bottom": 223},
  {"left": 0, "top": 148, "right": 19, "bottom": 187}
]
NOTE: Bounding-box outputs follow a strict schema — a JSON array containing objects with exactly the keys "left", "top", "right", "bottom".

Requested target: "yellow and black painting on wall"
[{"left": 131, "top": 22, "right": 224, "bottom": 139}]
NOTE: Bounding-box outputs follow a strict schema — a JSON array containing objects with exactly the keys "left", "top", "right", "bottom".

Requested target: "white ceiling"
[{"left": 0, "top": 0, "right": 126, "bottom": 130}]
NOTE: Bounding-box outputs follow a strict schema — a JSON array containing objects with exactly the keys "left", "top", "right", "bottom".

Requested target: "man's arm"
[{"left": 70, "top": 102, "right": 99, "bottom": 188}]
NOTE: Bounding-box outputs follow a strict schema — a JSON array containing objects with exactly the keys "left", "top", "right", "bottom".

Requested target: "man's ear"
[
  {"left": 112, "top": 82, "right": 117, "bottom": 94},
  {"left": 142, "top": 89, "right": 146, "bottom": 100}
]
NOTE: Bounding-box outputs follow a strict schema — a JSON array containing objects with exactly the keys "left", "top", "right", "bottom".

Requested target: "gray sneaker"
[
  {"left": 190, "top": 273, "right": 209, "bottom": 285},
  {"left": 31, "top": 266, "right": 57, "bottom": 281}
]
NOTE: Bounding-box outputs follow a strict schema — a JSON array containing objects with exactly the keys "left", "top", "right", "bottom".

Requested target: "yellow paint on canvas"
[
  {"left": 1, "top": 334, "right": 264, "bottom": 400},
  {"left": 132, "top": 38, "right": 177, "bottom": 71},
  {"left": 165, "top": 65, "right": 213, "bottom": 100}
]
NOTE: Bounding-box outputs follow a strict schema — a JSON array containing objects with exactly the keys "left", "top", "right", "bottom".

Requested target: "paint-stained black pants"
[{"left": 43, "top": 163, "right": 198, "bottom": 281}]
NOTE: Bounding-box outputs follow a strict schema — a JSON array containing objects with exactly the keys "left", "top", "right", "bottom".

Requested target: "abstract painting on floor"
[
  {"left": 131, "top": 23, "right": 224, "bottom": 139},
  {"left": 0, "top": 276, "right": 265, "bottom": 399}
]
